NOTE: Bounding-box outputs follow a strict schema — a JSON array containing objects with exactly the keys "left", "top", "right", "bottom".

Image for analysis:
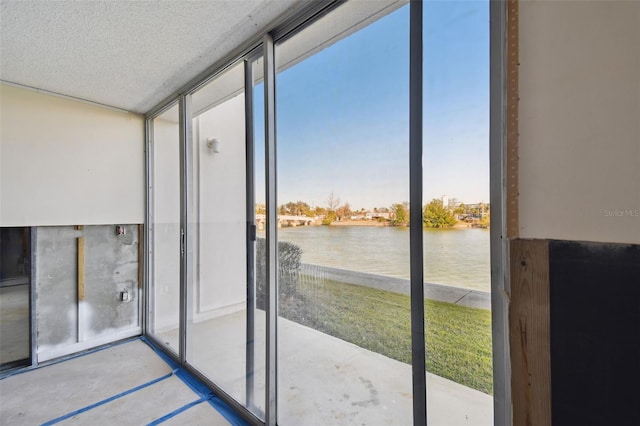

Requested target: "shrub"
[{"left": 255, "top": 238, "right": 302, "bottom": 310}]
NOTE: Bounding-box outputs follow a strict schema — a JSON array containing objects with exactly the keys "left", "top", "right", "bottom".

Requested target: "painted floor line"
[
  {"left": 147, "top": 396, "right": 210, "bottom": 425},
  {"left": 40, "top": 371, "right": 174, "bottom": 426},
  {"left": 141, "top": 337, "right": 249, "bottom": 426}
]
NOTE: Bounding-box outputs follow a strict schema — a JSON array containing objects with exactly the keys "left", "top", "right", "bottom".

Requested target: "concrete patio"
[{"left": 158, "top": 310, "right": 493, "bottom": 425}]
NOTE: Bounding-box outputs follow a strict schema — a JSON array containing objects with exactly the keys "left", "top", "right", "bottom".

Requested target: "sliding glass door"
[{"left": 144, "top": 1, "right": 503, "bottom": 424}]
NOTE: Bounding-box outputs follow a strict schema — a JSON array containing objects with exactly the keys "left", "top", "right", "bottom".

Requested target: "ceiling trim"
[{"left": 1, "top": 79, "right": 142, "bottom": 116}]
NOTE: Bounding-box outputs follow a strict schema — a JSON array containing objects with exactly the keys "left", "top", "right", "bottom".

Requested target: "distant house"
[{"left": 366, "top": 212, "right": 391, "bottom": 220}]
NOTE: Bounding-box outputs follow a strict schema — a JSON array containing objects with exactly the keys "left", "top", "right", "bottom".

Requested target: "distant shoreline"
[
  {"left": 329, "top": 219, "right": 387, "bottom": 227},
  {"left": 278, "top": 219, "right": 488, "bottom": 229}
]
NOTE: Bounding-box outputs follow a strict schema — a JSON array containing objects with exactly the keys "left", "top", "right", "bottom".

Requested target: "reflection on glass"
[
  {"left": 0, "top": 227, "right": 31, "bottom": 370},
  {"left": 423, "top": 1, "right": 493, "bottom": 424},
  {"left": 187, "top": 59, "right": 265, "bottom": 419},
  {"left": 274, "top": 3, "right": 412, "bottom": 425},
  {"left": 150, "top": 103, "right": 180, "bottom": 354},
  {"left": 251, "top": 55, "right": 267, "bottom": 417}
]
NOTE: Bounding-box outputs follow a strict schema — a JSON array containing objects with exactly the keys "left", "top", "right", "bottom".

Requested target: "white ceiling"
[{"left": 0, "top": 0, "right": 303, "bottom": 114}]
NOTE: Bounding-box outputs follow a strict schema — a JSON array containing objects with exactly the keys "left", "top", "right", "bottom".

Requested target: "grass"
[{"left": 280, "top": 273, "right": 493, "bottom": 395}]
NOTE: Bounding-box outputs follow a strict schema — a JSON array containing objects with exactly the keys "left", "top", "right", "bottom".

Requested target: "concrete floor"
[
  {"left": 0, "top": 339, "right": 235, "bottom": 425},
  {"left": 0, "top": 283, "right": 30, "bottom": 365},
  {"left": 157, "top": 311, "right": 493, "bottom": 426}
]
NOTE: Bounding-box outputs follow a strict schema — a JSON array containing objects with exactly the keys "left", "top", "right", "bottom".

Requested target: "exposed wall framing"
[{"left": 506, "top": 0, "right": 519, "bottom": 238}]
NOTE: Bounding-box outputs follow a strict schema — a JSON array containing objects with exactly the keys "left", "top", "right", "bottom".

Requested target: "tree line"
[{"left": 258, "top": 193, "right": 489, "bottom": 229}]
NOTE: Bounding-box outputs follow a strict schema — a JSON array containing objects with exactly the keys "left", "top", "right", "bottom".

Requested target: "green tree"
[
  {"left": 453, "top": 203, "right": 467, "bottom": 216},
  {"left": 391, "top": 203, "right": 409, "bottom": 226},
  {"left": 322, "top": 210, "right": 337, "bottom": 225},
  {"left": 313, "top": 206, "right": 327, "bottom": 217},
  {"left": 423, "top": 199, "right": 457, "bottom": 228},
  {"left": 479, "top": 212, "right": 490, "bottom": 228},
  {"left": 336, "top": 202, "right": 351, "bottom": 221},
  {"left": 322, "top": 192, "right": 342, "bottom": 225},
  {"left": 279, "top": 201, "right": 312, "bottom": 216}
]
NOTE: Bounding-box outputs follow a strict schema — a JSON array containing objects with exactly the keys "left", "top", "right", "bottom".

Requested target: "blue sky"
[{"left": 256, "top": 1, "right": 489, "bottom": 210}]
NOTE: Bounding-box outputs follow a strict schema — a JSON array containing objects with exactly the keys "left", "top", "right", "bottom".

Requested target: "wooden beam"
[{"left": 509, "top": 239, "right": 551, "bottom": 426}]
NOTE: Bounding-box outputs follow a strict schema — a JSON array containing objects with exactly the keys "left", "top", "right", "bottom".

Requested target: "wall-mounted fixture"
[
  {"left": 119, "top": 290, "right": 130, "bottom": 302},
  {"left": 115, "top": 225, "right": 126, "bottom": 236},
  {"left": 206, "top": 138, "right": 221, "bottom": 153}
]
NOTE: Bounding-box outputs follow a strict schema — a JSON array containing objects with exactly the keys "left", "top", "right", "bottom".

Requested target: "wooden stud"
[
  {"left": 509, "top": 239, "right": 551, "bottom": 426},
  {"left": 506, "top": 0, "right": 519, "bottom": 238},
  {"left": 77, "top": 236, "right": 85, "bottom": 302}
]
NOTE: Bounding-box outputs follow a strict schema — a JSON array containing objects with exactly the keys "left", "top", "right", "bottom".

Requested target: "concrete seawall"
[{"left": 299, "top": 264, "right": 491, "bottom": 310}]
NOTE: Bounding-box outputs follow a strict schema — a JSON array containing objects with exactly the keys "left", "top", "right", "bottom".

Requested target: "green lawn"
[{"left": 280, "top": 274, "right": 493, "bottom": 395}]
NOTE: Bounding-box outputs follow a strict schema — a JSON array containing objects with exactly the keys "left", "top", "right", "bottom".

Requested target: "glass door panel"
[
  {"left": 149, "top": 103, "right": 181, "bottom": 354},
  {"left": 275, "top": 3, "right": 412, "bottom": 424},
  {"left": 0, "top": 227, "right": 31, "bottom": 371},
  {"left": 187, "top": 59, "right": 265, "bottom": 419},
  {"left": 423, "top": 1, "right": 493, "bottom": 424}
]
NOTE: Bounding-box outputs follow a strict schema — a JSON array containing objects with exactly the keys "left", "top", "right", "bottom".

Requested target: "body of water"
[{"left": 261, "top": 226, "right": 491, "bottom": 292}]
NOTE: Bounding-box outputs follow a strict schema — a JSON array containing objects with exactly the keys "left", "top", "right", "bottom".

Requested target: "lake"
[{"left": 261, "top": 225, "right": 491, "bottom": 292}]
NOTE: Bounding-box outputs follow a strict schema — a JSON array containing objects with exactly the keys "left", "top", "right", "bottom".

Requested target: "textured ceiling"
[{"left": 0, "top": 0, "right": 303, "bottom": 114}]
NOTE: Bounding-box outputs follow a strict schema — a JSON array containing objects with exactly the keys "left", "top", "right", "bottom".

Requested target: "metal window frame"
[
  {"left": 30, "top": 227, "right": 38, "bottom": 367},
  {"left": 244, "top": 57, "right": 258, "bottom": 415},
  {"left": 489, "top": 1, "right": 511, "bottom": 426},
  {"left": 409, "top": 1, "right": 427, "bottom": 424},
  {"left": 143, "top": 117, "right": 152, "bottom": 338},
  {"left": 178, "top": 94, "right": 192, "bottom": 364},
  {"left": 263, "top": 33, "right": 279, "bottom": 426}
]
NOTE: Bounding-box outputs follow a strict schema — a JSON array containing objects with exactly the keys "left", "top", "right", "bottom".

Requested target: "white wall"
[
  {"left": 518, "top": 0, "right": 640, "bottom": 245},
  {"left": 0, "top": 84, "right": 144, "bottom": 226},
  {"left": 195, "top": 93, "right": 247, "bottom": 316}
]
